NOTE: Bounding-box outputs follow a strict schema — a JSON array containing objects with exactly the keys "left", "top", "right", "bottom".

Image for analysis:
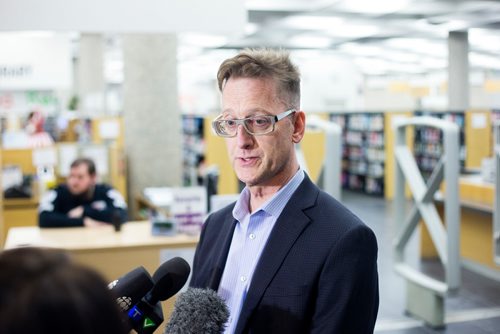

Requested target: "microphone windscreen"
[
  {"left": 148, "top": 257, "right": 191, "bottom": 303},
  {"left": 165, "top": 288, "right": 229, "bottom": 334},
  {"left": 108, "top": 266, "right": 154, "bottom": 312}
]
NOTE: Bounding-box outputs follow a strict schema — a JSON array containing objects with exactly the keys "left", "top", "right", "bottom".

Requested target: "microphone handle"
[{"left": 127, "top": 300, "right": 164, "bottom": 334}]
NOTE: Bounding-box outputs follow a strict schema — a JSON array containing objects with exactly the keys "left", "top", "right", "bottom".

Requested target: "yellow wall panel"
[{"left": 465, "top": 110, "right": 491, "bottom": 169}]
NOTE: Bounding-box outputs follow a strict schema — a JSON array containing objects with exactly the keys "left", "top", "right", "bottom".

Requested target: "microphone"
[
  {"left": 128, "top": 257, "right": 191, "bottom": 334},
  {"left": 108, "top": 266, "right": 154, "bottom": 313},
  {"left": 165, "top": 288, "right": 229, "bottom": 334}
]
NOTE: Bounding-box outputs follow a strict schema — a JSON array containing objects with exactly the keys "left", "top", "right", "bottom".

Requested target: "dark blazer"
[{"left": 191, "top": 175, "right": 379, "bottom": 333}]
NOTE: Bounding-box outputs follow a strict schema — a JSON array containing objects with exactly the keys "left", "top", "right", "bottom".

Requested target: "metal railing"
[
  {"left": 296, "top": 115, "right": 342, "bottom": 200},
  {"left": 393, "top": 116, "right": 461, "bottom": 327}
]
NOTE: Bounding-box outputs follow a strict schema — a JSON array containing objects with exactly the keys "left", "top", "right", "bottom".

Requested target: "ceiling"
[{"left": 178, "top": 0, "right": 500, "bottom": 75}]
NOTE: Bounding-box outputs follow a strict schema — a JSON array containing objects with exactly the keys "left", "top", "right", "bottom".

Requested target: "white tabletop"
[{"left": 4, "top": 221, "right": 199, "bottom": 251}]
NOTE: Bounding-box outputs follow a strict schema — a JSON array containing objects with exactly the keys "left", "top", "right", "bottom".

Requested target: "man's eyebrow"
[{"left": 221, "top": 109, "right": 270, "bottom": 118}]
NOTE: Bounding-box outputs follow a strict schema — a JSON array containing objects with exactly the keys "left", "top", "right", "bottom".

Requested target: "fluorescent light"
[
  {"left": 280, "top": 15, "right": 344, "bottom": 30},
  {"left": 470, "top": 52, "right": 500, "bottom": 70},
  {"left": 336, "top": 0, "right": 411, "bottom": 15},
  {"left": 438, "top": 20, "right": 469, "bottom": 31},
  {"left": 281, "top": 15, "right": 379, "bottom": 39},
  {"left": 390, "top": 63, "right": 425, "bottom": 74},
  {"left": 469, "top": 28, "right": 500, "bottom": 53},
  {"left": 326, "top": 23, "right": 379, "bottom": 38},
  {"left": 179, "top": 33, "right": 228, "bottom": 48},
  {"left": 354, "top": 57, "right": 391, "bottom": 72},
  {"left": 288, "top": 34, "right": 332, "bottom": 48},
  {"left": 338, "top": 43, "right": 384, "bottom": 56},
  {"left": 419, "top": 57, "right": 447, "bottom": 69},
  {"left": 382, "top": 50, "right": 420, "bottom": 63},
  {"left": 384, "top": 38, "right": 447, "bottom": 57},
  {"left": 245, "top": 23, "right": 259, "bottom": 35},
  {"left": 246, "top": 0, "right": 341, "bottom": 11}
]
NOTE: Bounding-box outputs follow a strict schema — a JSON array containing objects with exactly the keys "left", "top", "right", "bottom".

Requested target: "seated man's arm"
[
  {"left": 38, "top": 189, "right": 84, "bottom": 228},
  {"left": 83, "top": 187, "right": 127, "bottom": 223},
  {"left": 311, "top": 224, "right": 379, "bottom": 334}
]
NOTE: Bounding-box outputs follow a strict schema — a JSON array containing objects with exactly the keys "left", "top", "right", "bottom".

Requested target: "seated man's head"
[{"left": 68, "top": 158, "right": 97, "bottom": 196}]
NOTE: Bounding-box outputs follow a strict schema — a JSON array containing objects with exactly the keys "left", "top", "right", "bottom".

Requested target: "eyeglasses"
[{"left": 212, "top": 109, "right": 296, "bottom": 138}]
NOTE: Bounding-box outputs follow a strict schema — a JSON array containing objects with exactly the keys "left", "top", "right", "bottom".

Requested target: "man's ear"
[{"left": 292, "top": 111, "right": 306, "bottom": 143}]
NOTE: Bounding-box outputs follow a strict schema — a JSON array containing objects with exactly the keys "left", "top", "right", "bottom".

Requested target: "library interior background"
[{"left": 1, "top": 1, "right": 500, "bottom": 333}]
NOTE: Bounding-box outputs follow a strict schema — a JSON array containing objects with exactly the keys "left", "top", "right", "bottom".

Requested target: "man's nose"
[{"left": 235, "top": 124, "right": 254, "bottom": 147}]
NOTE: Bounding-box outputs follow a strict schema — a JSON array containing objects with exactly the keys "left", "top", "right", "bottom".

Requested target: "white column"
[
  {"left": 76, "top": 33, "right": 105, "bottom": 115},
  {"left": 448, "top": 31, "right": 469, "bottom": 110},
  {"left": 122, "top": 34, "right": 182, "bottom": 211}
]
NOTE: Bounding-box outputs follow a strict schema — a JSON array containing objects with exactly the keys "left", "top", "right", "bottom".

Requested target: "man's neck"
[
  {"left": 247, "top": 168, "right": 299, "bottom": 213},
  {"left": 75, "top": 184, "right": 96, "bottom": 201}
]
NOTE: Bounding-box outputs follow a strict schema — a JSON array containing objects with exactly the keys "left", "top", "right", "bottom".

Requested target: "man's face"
[
  {"left": 221, "top": 76, "right": 304, "bottom": 187},
  {"left": 67, "top": 164, "right": 95, "bottom": 195}
]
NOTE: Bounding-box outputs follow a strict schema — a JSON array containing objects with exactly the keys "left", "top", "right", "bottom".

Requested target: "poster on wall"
[{"left": 0, "top": 90, "right": 60, "bottom": 115}]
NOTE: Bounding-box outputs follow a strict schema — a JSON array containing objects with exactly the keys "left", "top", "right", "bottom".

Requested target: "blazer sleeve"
[{"left": 311, "top": 224, "right": 379, "bottom": 334}]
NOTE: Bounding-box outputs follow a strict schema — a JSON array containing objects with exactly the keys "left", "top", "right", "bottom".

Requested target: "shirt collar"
[{"left": 233, "top": 169, "right": 305, "bottom": 222}]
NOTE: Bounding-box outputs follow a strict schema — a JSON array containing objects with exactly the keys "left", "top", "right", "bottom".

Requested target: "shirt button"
[
  {"left": 240, "top": 276, "right": 247, "bottom": 282},
  {"left": 249, "top": 233, "right": 256, "bottom": 240}
]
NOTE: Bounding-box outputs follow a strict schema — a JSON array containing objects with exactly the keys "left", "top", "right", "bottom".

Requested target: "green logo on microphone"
[{"left": 143, "top": 317, "right": 156, "bottom": 328}]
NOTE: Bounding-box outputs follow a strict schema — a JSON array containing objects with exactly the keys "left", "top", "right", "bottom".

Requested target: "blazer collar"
[{"left": 234, "top": 174, "right": 318, "bottom": 333}]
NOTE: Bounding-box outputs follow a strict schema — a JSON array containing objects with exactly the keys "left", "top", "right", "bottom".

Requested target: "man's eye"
[
  {"left": 225, "top": 120, "right": 237, "bottom": 127},
  {"left": 254, "top": 117, "right": 270, "bottom": 126}
]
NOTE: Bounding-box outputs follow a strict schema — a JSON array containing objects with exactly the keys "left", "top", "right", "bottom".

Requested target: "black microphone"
[
  {"left": 165, "top": 288, "right": 229, "bottom": 334},
  {"left": 128, "top": 257, "right": 191, "bottom": 334},
  {"left": 108, "top": 266, "right": 154, "bottom": 313}
]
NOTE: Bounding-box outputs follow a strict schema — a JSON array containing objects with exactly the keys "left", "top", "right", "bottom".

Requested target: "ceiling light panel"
[
  {"left": 469, "top": 28, "right": 500, "bottom": 53},
  {"left": 384, "top": 38, "right": 447, "bottom": 58},
  {"left": 470, "top": 52, "right": 500, "bottom": 70},
  {"left": 338, "top": 43, "right": 385, "bottom": 57},
  {"left": 396, "top": 0, "right": 456, "bottom": 15},
  {"left": 288, "top": 34, "right": 332, "bottom": 48},
  {"left": 279, "top": 15, "right": 344, "bottom": 30},
  {"left": 333, "top": 0, "right": 412, "bottom": 15},
  {"left": 179, "top": 33, "right": 228, "bottom": 48},
  {"left": 326, "top": 23, "right": 380, "bottom": 38},
  {"left": 246, "top": 0, "right": 341, "bottom": 11}
]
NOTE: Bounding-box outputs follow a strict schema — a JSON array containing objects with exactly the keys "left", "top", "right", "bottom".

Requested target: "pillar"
[
  {"left": 448, "top": 31, "right": 469, "bottom": 110},
  {"left": 122, "top": 34, "right": 182, "bottom": 214},
  {"left": 76, "top": 33, "right": 105, "bottom": 115}
]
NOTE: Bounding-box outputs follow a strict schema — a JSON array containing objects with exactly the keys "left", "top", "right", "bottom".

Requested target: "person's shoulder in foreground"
[{"left": 0, "top": 247, "right": 128, "bottom": 334}]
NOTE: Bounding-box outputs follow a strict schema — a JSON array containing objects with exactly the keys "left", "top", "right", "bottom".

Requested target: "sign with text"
[
  {"left": 0, "top": 33, "right": 72, "bottom": 90},
  {"left": 171, "top": 186, "right": 207, "bottom": 235},
  {"left": 145, "top": 186, "right": 207, "bottom": 236}
]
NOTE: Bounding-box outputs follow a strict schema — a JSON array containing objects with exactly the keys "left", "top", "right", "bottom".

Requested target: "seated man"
[{"left": 39, "top": 158, "right": 127, "bottom": 228}]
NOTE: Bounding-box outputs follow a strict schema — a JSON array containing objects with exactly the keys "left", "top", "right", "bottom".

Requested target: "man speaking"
[{"left": 190, "top": 48, "right": 379, "bottom": 333}]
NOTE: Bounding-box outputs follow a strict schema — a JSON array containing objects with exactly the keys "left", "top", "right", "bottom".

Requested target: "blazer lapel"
[
  {"left": 235, "top": 175, "right": 318, "bottom": 333},
  {"left": 208, "top": 213, "right": 237, "bottom": 290}
]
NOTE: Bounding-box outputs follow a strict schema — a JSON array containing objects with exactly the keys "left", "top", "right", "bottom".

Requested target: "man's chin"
[
  {"left": 69, "top": 189, "right": 84, "bottom": 196},
  {"left": 237, "top": 174, "right": 259, "bottom": 187}
]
